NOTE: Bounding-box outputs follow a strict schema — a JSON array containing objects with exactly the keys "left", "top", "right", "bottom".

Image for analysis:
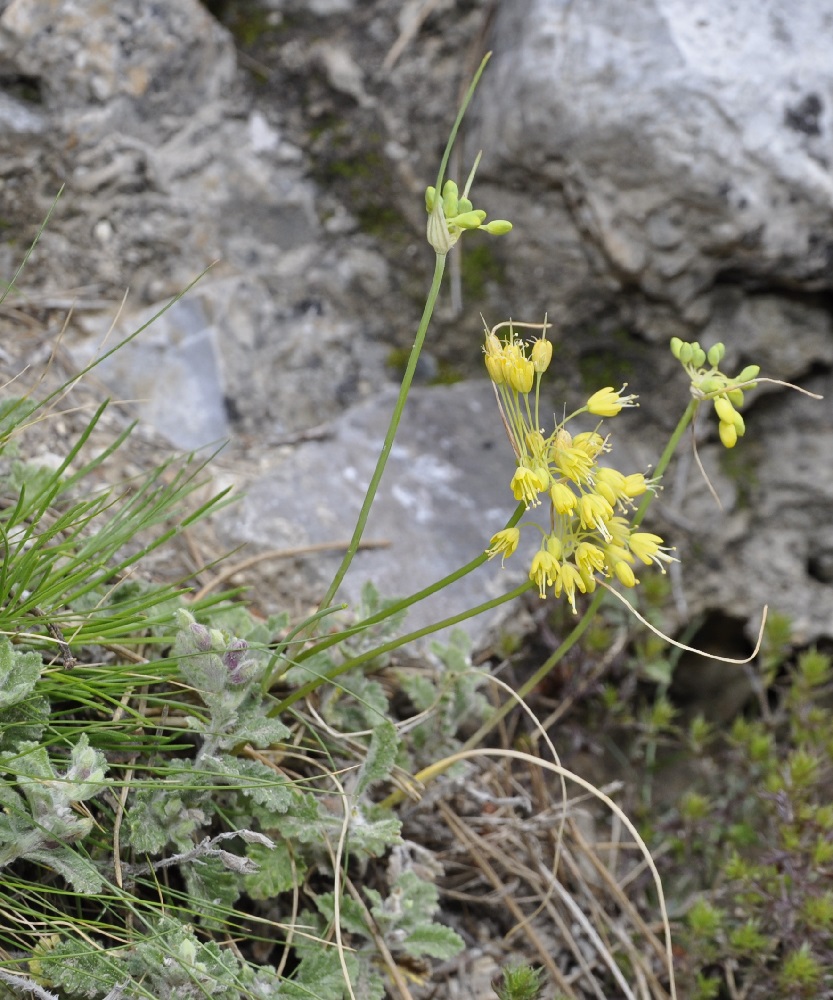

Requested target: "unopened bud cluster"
[
  {"left": 174, "top": 609, "right": 260, "bottom": 700},
  {"left": 425, "top": 178, "right": 512, "bottom": 255},
  {"left": 670, "top": 338, "right": 760, "bottom": 449},
  {"left": 485, "top": 324, "right": 673, "bottom": 611}
]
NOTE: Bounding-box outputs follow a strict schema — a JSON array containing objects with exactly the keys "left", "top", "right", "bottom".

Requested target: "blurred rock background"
[{"left": 1, "top": 0, "right": 830, "bottom": 646}]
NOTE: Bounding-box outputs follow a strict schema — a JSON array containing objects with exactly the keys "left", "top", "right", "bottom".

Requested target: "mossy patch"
[
  {"left": 718, "top": 436, "right": 761, "bottom": 508},
  {"left": 577, "top": 328, "right": 638, "bottom": 391},
  {"left": 460, "top": 242, "right": 505, "bottom": 300},
  {"left": 203, "top": 0, "right": 283, "bottom": 47}
]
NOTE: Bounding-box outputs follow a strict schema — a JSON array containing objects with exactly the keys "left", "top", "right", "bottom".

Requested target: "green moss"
[
  {"left": 460, "top": 242, "right": 505, "bottom": 299},
  {"left": 385, "top": 348, "right": 464, "bottom": 386},
  {"left": 432, "top": 363, "right": 464, "bottom": 385},
  {"left": 577, "top": 328, "right": 637, "bottom": 391},
  {"left": 203, "top": 0, "right": 281, "bottom": 47}
]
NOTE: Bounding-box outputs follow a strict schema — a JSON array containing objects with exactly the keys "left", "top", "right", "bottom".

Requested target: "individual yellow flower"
[
  {"left": 575, "top": 541, "right": 605, "bottom": 578},
  {"left": 487, "top": 527, "right": 520, "bottom": 564},
  {"left": 511, "top": 466, "right": 547, "bottom": 507},
  {"left": 572, "top": 431, "right": 608, "bottom": 459},
  {"left": 594, "top": 467, "right": 627, "bottom": 507},
  {"left": 529, "top": 549, "right": 559, "bottom": 598},
  {"left": 554, "top": 560, "right": 587, "bottom": 613},
  {"left": 577, "top": 492, "right": 614, "bottom": 534},
  {"left": 628, "top": 531, "right": 675, "bottom": 571},
  {"left": 622, "top": 472, "right": 649, "bottom": 498},
  {"left": 550, "top": 480, "right": 577, "bottom": 513},
  {"left": 586, "top": 384, "right": 639, "bottom": 417},
  {"left": 552, "top": 444, "right": 594, "bottom": 484}
]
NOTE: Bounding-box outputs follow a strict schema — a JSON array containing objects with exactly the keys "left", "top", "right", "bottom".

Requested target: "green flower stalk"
[
  {"left": 484, "top": 321, "right": 673, "bottom": 612},
  {"left": 318, "top": 53, "right": 512, "bottom": 614}
]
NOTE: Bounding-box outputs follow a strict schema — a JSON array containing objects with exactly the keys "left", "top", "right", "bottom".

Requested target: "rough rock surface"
[
  {"left": 472, "top": 0, "right": 833, "bottom": 328},
  {"left": 213, "top": 380, "right": 527, "bottom": 637},
  {"left": 0, "top": 0, "right": 830, "bottom": 649}
]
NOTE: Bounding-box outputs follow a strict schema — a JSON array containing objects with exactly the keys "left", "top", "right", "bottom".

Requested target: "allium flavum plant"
[{"left": 483, "top": 321, "right": 674, "bottom": 611}]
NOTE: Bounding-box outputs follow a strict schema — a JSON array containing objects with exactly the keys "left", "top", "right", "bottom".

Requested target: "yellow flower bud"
[
  {"left": 441, "top": 179, "right": 459, "bottom": 217},
  {"left": 714, "top": 396, "right": 737, "bottom": 424},
  {"left": 707, "top": 343, "right": 726, "bottom": 367},
  {"left": 719, "top": 420, "right": 738, "bottom": 448},
  {"left": 613, "top": 560, "right": 637, "bottom": 587},
  {"left": 546, "top": 534, "right": 563, "bottom": 560},
  {"left": 481, "top": 219, "right": 513, "bottom": 234},
  {"left": 483, "top": 333, "right": 505, "bottom": 383},
  {"left": 451, "top": 210, "right": 486, "bottom": 230},
  {"left": 530, "top": 337, "right": 553, "bottom": 373},
  {"left": 736, "top": 364, "right": 760, "bottom": 386}
]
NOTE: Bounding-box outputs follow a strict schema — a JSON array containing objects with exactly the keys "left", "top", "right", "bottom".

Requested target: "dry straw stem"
[
  {"left": 191, "top": 539, "right": 390, "bottom": 602},
  {"left": 344, "top": 877, "right": 416, "bottom": 1000},
  {"left": 421, "top": 748, "right": 678, "bottom": 1000},
  {"left": 600, "top": 581, "right": 767, "bottom": 665}
]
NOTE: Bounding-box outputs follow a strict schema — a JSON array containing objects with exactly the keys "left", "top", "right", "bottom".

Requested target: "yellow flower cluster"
[
  {"left": 485, "top": 323, "right": 673, "bottom": 611},
  {"left": 670, "top": 338, "right": 760, "bottom": 449}
]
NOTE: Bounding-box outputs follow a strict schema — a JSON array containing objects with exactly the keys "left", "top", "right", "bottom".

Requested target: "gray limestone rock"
[
  {"left": 474, "top": 0, "right": 833, "bottom": 314},
  {"left": 213, "top": 380, "right": 527, "bottom": 640}
]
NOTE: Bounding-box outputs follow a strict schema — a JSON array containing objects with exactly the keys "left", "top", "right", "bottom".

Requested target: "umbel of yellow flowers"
[{"left": 484, "top": 323, "right": 674, "bottom": 611}]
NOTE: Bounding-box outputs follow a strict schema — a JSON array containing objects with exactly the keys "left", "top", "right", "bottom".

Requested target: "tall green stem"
[
  {"left": 634, "top": 399, "right": 697, "bottom": 527},
  {"left": 318, "top": 253, "right": 446, "bottom": 611},
  {"left": 318, "top": 53, "right": 493, "bottom": 613}
]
